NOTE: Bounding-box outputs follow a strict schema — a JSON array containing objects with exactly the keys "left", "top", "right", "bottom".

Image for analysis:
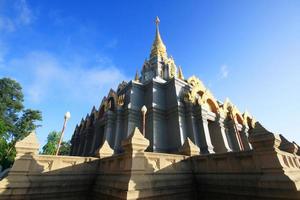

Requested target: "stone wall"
[
  {"left": 0, "top": 132, "right": 99, "bottom": 200},
  {"left": 1, "top": 124, "right": 300, "bottom": 199},
  {"left": 192, "top": 122, "right": 300, "bottom": 200},
  {"left": 93, "top": 127, "right": 193, "bottom": 200}
]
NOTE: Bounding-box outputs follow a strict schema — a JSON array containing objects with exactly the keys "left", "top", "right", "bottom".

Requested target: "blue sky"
[{"left": 1, "top": 0, "right": 300, "bottom": 147}]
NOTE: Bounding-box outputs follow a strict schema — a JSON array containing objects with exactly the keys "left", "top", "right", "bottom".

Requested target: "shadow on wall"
[
  {"left": 1, "top": 123, "right": 300, "bottom": 200},
  {"left": 0, "top": 152, "right": 99, "bottom": 200},
  {"left": 93, "top": 124, "right": 300, "bottom": 200}
]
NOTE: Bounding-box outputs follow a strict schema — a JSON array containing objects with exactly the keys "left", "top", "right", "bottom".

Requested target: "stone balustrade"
[
  {"left": 0, "top": 132, "right": 99, "bottom": 200},
  {"left": 1, "top": 125, "right": 300, "bottom": 200}
]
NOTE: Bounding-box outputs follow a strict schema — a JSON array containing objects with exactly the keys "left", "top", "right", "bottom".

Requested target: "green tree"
[
  {"left": 42, "top": 131, "right": 70, "bottom": 155},
  {"left": 42, "top": 131, "right": 60, "bottom": 155},
  {"left": 0, "top": 78, "right": 42, "bottom": 169},
  {"left": 59, "top": 140, "right": 71, "bottom": 155}
]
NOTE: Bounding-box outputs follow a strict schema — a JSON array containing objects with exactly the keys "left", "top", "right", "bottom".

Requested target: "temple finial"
[
  {"left": 150, "top": 16, "right": 167, "bottom": 60},
  {"left": 155, "top": 16, "right": 160, "bottom": 26},
  {"left": 134, "top": 70, "right": 139, "bottom": 82},
  {"left": 178, "top": 66, "right": 184, "bottom": 80}
]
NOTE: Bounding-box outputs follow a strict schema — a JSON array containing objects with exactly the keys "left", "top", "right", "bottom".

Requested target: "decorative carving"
[
  {"left": 179, "top": 137, "right": 200, "bottom": 156},
  {"left": 15, "top": 131, "right": 40, "bottom": 157},
  {"left": 220, "top": 98, "right": 245, "bottom": 124},
  {"left": 167, "top": 57, "right": 176, "bottom": 78},
  {"left": 117, "top": 94, "right": 125, "bottom": 107},
  {"left": 184, "top": 76, "right": 220, "bottom": 114},
  {"left": 107, "top": 89, "right": 117, "bottom": 101},
  {"left": 95, "top": 140, "right": 114, "bottom": 158},
  {"left": 184, "top": 91, "right": 196, "bottom": 104},
  {"left": 148, "top": 158, "right": 160, "bottom": 170},
  {"left": 37, "top": 160, "right": 53, "bottom": 172},
  {"left": 200, "top": 90, "right": 220, "bottom": 113},
  {"left": 117, "top": 81, "right": 128, "bottom": 92},
  {"left": 187, "top": 76, "right": 206, "bottom": 90},
  {"left": 121, "top": 127, "right": 150, "bottom": 154},
  {"left": 242, "top": 110, "right": 256, "bottom": 128},
  {"left": 177, "top": 66, "right": 184, "bottom": 80},
  {"left": 184, "top": 76, "right": 205, "bottom": 104},
  {"left": 104, "top": 101, "right": 109, "bottom": 112}
]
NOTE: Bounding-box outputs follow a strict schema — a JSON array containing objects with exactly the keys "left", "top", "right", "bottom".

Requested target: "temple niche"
[{"left": 70, "top": 17, "right": 255, "bottom": 156}]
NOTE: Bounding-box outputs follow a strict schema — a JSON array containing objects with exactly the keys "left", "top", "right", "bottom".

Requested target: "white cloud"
[
  {"left": 3, "top": 51, "right": 128, "bottom": 104},
  {"left": 0, "top": 17, "right": 16, "bottom": 32},
  {"left": 0, "top": 0, "right": 33, "bottom": 32},
  {"left": 219, "top": 64, "right": 229, "bottom": 79},
  {"left": 15, "top": 0, "right": 33, "bottom": 25}
]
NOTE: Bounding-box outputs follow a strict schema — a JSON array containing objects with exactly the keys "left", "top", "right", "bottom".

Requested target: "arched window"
[
  {"left": 236, "top": 113, "right": 243, "bottom": 125},
  {"left": 108, "top": 97, "right": 115, "bottom": 111},
  {"left": 98, "top": 106, "right": 105, "bottom": 119},
  {"left": 198, "top": 91, "right": 204, "bottom": 98},
  {"left": 207, "top": 99, "right": 218, "bottom": 114},
  {"left": 247, "top": 117, "right": 253, "bottom": 130},
  {"left": 90, "top": 113, "right": 95, "bottom": 126}
]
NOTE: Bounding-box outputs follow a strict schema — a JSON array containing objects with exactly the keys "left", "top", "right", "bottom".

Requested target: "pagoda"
[{"left": 70, "top": 17, "right": 255, "bottom": 156}]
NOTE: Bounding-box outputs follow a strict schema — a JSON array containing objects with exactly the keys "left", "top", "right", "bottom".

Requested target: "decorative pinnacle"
[
  {"left": 178, "top": 66, "right": 184, "bottom": 80},
  {"left": 134, "top": 70, "right": 139, "bottom": 82},
  {"left": 155, "top": 16, "right": 160, "bottom": 26},
  {"left": 141, "top": 105, "right": 147, "bottom": 114},
  {"left": 150, "top": 16, "right": 167, "bottom": 59}
]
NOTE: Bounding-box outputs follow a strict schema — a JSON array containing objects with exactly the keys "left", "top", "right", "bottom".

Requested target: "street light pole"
[
  {"left": 55, "top": 111, "right": 71, "bottom": 156},
  {"left": 141, "top": 105, "right": 147, "bottom": 137}
]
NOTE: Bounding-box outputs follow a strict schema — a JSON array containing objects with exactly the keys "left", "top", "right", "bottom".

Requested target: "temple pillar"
[
  {"left": 178, "top": 105, "right": 187, "bottom": 147},
  {"left": 70, "top": 136, "right": 75, "bottom": 155},
  {"left": 208, "top": 116, "right": 232, "bottom": 153},
  {"left": 126, "top": 108, "right": 141, "bottom": 138},
  {"left": 73, "top": 137, "right": 78, "bottom": 155},
  {"left": 104, "top": 111, "right": 116, "bottom": 148},
  {"left": 90, "top": 121, "right": 105, "bottom": 155},
  {"left": 73, "top": 137, "right": 80, "bottom": 155},
  {"left": 81, "top": 130, "right": 89, "bottom": 156},
  {"left": 240, "top": 126, "right": 252, "bottom": 150},
  {"left": 185, "top": 103, "right": 200, "bottom": 147},
  {"left": 84, "top": 127, "right": 94, "bottom": 156},
  {"left": 226, "top": 120, "right": 242, "bottom": 151},
  {"left": 113, "top": 107, "right": 124, "bottom": 152},
  {"left": 77, "top": 134, "right": 85, "bottom": 156},
  {"left": 198, "top": 108, "right": 214, "bottom": 154},
  {"left": 89, "top": 130, "right": 97, "bottom": 155}
]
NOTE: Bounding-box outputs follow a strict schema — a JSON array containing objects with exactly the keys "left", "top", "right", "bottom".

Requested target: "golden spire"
[
  {"left": 150, "top": 16, "right": 167, "bottom": 60},
  {"left": 134, "top": 70, "right": 139, "bottom": 82},
  {"left": 178, "top": 66, "right": 184, "bottom": 80}
]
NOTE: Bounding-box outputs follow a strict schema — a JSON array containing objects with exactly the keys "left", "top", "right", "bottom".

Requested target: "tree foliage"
[
  {"left": 59, "top": 140, "right": 71, "bottom": 155},
  {"left": 42, "top": 131, "right": 60, "bottom": 155},
  {"left": 42, "top": 131, "right": 71, "bottom": 155},
  {"left": 0, "top": 78, "right": 42, "bottom": 169}
]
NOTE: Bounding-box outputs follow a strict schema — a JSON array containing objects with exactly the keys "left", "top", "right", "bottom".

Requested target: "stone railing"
[
  {"left": 93, "top": 127, "right": 195, "bottom": 200},
  {"left": 191, "top": 122, "right": 300, "bottom": 199},
  {"left": 0, "top": 132, "right": 99, "bottom": 200},
  {"left": 1, "top": 124, "right": 300, "bottom": 200}
]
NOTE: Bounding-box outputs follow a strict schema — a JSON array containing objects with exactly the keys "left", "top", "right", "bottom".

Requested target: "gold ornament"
[
  {"left": 117, "top": 94, "right": 125, "bottom": 107},
  {"left": 150, "top": 16, "right": 167, "bottom": 60},
  {"left": 178, "top": 66, "right": 184, "bottom": 80}
]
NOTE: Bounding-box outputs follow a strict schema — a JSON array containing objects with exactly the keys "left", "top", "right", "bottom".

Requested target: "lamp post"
[
  {"left": 55, "top": 111, "right": 71, "bottom": 155},
  {"left": 141, "top": 105, "right": 147, "bottom": 137}
]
